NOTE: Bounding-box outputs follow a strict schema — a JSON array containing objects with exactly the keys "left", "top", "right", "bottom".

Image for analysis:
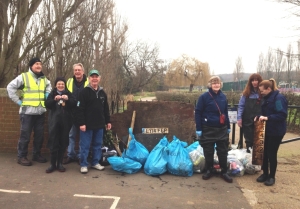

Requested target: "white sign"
[
  {"left": 142, "top": 128, "right": 169, "bottom": 134},
  {"left": 228, "top": 107, "right": 237, "bottom": 124}
]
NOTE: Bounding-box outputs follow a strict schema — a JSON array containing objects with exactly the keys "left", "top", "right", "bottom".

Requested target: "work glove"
[
  {"left": 17, "top": 100, "right": 22, "bottom": 106},
  {"left": 45, "top": 92, "right": 49, "bottom": 99},
  {"left": 237, "top": 119, "right": 242, "bottom": 127},
  {"left": 196, "top": 131, "right": 202, "bottom": 137},
  {"left": 227, "top": 129, "right": 231, "bottom": 134}
]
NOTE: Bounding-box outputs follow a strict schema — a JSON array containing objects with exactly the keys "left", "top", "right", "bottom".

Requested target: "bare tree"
[
  {"left": 264, "top": 47, "right": 274, "bottom": 79},
  {"left": 273, "top": 48, "right": 285, "bottom": 82},
  {"left": 164, "top": 54, "right": 210, "bottom": 92},
  {"left": 121, "top": 41, "right": 161, "bottom": 94},
  {"left": 257, "top": 53, "right": 264, "bottom": 75},
  {"left": 0, "top": 0, "right": 43, "bottom": 87},
  {"left": 233, "top": 56, "right": 244, "bottom": 81},
  {"left": 285, "top": 44, "right": 294, "bottom": 84}
]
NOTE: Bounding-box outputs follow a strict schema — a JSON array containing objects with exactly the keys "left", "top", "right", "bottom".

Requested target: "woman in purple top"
[{"left": 237, "top": 73, "right": 263, "bottom": 152}]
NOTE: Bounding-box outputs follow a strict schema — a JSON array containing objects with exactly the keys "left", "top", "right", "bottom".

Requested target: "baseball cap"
[{"left": 89, "top": 69, "right": 100, "bottom": 76}]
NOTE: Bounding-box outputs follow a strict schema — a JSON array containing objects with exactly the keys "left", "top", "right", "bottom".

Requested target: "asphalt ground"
[
  {"left": 0, "top": 152, "right": 252, "bottom": 209},
  {"left": 1, "top": 131, "right": 298, "bottom": 209}
]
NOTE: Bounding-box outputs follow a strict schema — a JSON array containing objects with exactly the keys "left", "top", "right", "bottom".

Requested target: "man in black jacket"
[
  {"left": 76, "top": 69, "right": 112, "bottom": 174},
  {"left": 63, "top": 63, "right": 89, "bottom": 164}
]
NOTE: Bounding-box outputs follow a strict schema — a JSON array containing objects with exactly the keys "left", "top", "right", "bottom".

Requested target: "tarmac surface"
[
  {"left": 1, "top": 132, "right": 299, "bottom": 209},
  {"left": 0, "top": 152, "right": 252, "bottom": 209},
  {"left": 1, "top": 95, "right": 299, "bottom": 209}
]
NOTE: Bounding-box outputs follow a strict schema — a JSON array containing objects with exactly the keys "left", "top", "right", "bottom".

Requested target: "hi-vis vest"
[
  {"left": 21, "top": 72, "right": 46, "bottom": 107},
  {"left": 66, "top": 78, "right": 89, "bottom": 93}
]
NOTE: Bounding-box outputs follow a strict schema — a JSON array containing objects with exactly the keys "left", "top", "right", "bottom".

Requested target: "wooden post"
[
  {"left": 127, "top": 110, "right": 136, "bottom": 147},
  {"left": 112, "top": 134, "right": 123, "bottom": 156}
]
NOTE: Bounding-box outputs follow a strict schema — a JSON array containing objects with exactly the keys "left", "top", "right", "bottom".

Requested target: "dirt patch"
[{"left": 236, "top": 139, "right": 300, "bottom": 209}]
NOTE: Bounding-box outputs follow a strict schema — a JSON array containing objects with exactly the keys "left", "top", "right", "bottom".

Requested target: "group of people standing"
[
  {"left": 7, "top": 58, "right": 111, "bottom": 174},
  {"left": 7, "top": 59, "right": 288, "bottom": 185},
  {"left": 195, "top": 74, "right": 288, "bottom": 186}
]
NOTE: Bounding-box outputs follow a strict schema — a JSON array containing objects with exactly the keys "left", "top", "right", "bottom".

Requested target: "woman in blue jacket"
[
  {"left": 237, "top": 73, "right": 263, "bottom": 152},
  {"left": 195, "top": 76, "right": 232, "bottom": 183},
  {"left": 255, "top": 78, "right": 288, "bottom": 186}
]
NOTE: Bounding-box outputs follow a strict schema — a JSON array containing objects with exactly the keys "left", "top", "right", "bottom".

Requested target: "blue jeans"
[
  {"left": 67, "top": 125, "right": 80, "bottom": 159},
  {"left": 80, "top": 128, "right": 103, "bottom": 167},
  {"left": 18, "top": 114, "right": 45, "bottom": 158}
]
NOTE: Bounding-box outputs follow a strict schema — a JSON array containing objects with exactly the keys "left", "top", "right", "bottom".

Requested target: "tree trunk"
[{"left": 189, "top": 83, "right": 194, "bottom": 92}]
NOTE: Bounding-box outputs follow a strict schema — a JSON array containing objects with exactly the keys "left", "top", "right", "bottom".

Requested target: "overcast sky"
[{"left": 114, "top": 0, "right": 300, "bottom": 74}]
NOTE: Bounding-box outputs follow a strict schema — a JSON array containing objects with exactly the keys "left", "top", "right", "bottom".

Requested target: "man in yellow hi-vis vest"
[
  {"left": 63, "top": 63, "right": 88, "bottom": 164},
  {"left": 7, "top": 57, "right": 52, "bottom": 166}
]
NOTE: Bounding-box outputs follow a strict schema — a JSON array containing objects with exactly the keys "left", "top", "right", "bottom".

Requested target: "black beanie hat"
[
  {"left": 28, "top": 57, "right": 42, "bottom": 67},
  {"left": 54, "top": 77, "right": 66, "bottom": 86}
]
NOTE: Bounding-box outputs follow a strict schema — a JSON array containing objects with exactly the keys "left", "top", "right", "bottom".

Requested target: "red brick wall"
[
  {"left": 0, "top": 96, "right": 50, "bottom": 154},
  {"left": 0, "top": 95, "right": 196, "bottom": 153}
]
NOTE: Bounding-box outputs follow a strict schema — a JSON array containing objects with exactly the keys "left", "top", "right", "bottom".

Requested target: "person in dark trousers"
[
  {"left": 255, "top": 78, "right": 288, "bottom": 186},
  {"left": 45, "top": 77, "right": 76, "bottom": 173},
  {"left": 237, "top": 73, "right": 263, "bottom": 152},
  {"left": 76, "top": 69, "right": 112, "bottom": 174},
  {"left": 195, "top": 76, "right": 232, "bottom": 183},
  {"left": 63, "top": 63, "right": 89, "bottom": 164},
  {"left": 7, "top": 57, "right": 52, "bottom": 166}
]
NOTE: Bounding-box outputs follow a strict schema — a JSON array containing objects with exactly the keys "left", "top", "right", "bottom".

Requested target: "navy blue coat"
[
  {"left": 195, "top": 88, "right": 230, "bottom": 131},
  {"left": 260, "top": 90, "right": 288, "bottom": 137}
]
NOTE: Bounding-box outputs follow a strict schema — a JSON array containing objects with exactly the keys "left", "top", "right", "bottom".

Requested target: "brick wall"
[
  {"left": 1, "top": 89, "right": 196, "bottom": 154},
  {"left": 0, "top": 94, "right": 50, "bottom": 154}
]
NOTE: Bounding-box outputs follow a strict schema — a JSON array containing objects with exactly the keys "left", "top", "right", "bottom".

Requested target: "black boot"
[
  {"left": 57, "top": 163, "right": 66, "bottom": 172},
  {"left": 221, "top": 173, "right": 233, "bottom": 183},
  {"left": 46, "top": 165, "right": 56, "bottom": 173},
  {"left": 57, "top": 150, "right": 66, "bottom": 172},
  {"left": 264, "top": 177, "right": 275, "bottom": 186},
  {"left": 46, "top": 153, "right": 57, "bottom": 173},
  {"left": 202, "top": 169, "right": 213, "bottom": 180},
  {"left": 220, "top": 167, "right": 233, "bottom": 183},
  {"left": 256, "top": 174, "right": 268, "bottom": 182}
]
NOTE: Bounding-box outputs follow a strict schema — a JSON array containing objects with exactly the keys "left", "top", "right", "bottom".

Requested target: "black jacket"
[
  {"left": 45, "top": 88, "right": 76, "bottom": 149},
  {"left": 76, "top": 85, "right": 110, "bottom": 130}
]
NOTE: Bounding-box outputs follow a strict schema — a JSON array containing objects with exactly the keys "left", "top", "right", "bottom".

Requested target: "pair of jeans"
[
  {"left": 67, "top": 125, "right": 80, "bottom": 159},
  {"left": 80, "top": 128, "right": 103, "bottom": 167},
  {"left": 18, "top": 114, "right": 45, "bottom": 158}
]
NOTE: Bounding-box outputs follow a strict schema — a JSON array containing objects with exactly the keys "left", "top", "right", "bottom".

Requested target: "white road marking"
[
  {"left": 0, "top": 189, "right": 30, "bottom": 194},
  {"left": 74, "top": 194, "right": 120, "bottom": 209}
]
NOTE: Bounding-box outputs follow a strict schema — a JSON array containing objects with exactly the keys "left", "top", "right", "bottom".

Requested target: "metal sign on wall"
[
  {"left": 142, "top": 128, "right": 169, "bottom": 134},
  {"left": 228, "top": 107, "right": 237, "bottom": 124}
]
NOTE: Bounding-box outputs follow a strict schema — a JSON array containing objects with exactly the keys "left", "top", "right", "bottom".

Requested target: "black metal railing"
[{"left": 232, "top": 104, "right": 300, "bottom": 147}]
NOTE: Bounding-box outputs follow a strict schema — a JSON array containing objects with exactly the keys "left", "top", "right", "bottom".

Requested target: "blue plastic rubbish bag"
[
  {"left": 144, "top": 136, "right": 169, "bottom": 176},
  {"left": 125, "top": 128, "right": 149, "bottom": 165},
  {"left": 167, "top": 136, "right": 193, "bottom": 177},
  {"left": 185, "top": 141, "right": 200, "bottom": 153},
  {"left": 107, "top": 156, "right": 142, "bottom": 174}
]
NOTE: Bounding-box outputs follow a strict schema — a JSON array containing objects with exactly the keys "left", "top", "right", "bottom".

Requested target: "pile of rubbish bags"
[{"left": 107, "top": 128, "right": 261, "bottom": 177}]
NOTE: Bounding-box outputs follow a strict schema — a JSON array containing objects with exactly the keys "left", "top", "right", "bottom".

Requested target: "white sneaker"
[
  {"left": 80, "top": 166, "right": 88, "bottom": 174},
  {"left": 92, "top": 163, "right": 105, "bottom": 171}
]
